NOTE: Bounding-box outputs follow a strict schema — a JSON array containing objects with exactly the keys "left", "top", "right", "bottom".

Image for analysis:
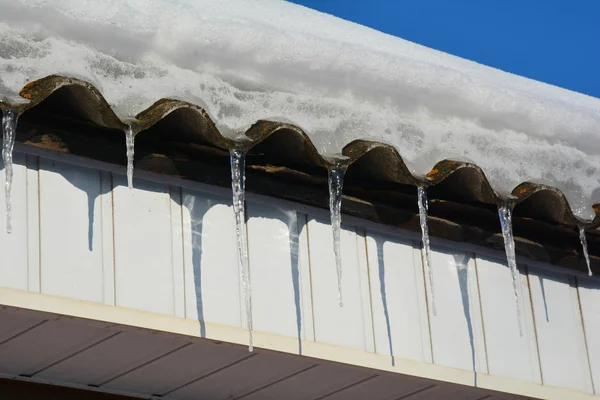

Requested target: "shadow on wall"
[
  {"left": 54, "top": 160, "right": 165, "bottom": 252},
  {"left": 182, "top": 192, "right": 210, "bottom": 338},
  {"left": 247, "top": 204, "right": 303, "bottom": 355},
  {"left": 453, "top": 252, "right": 477, "bottom": 387},
  {"left": 54, "top": 154, "right": 305, "bottom": 350},
  {"left": 182, "top": 190, "right": 304, "bottom": 354},
  {"left": 532, "top": 267, "right": 585, "bottom": 324},
  {"left": 538, "top": 275, "right": 549, "bottom": 322},
  {"left": 39, "top": 158, "right": 114, "bottom": 252},
  {"left": 373, "top": 236, "right": 396, "bottom": 367}
]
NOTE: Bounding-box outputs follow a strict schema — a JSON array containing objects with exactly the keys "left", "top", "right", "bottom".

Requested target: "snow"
[{"left": 0, "top": 0, "right": 599, "bottom": 219}]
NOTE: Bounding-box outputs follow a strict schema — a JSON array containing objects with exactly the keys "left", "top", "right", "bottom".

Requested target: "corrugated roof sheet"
[{"left": 1, "top": 75, "right": 598, "bottom": 273}]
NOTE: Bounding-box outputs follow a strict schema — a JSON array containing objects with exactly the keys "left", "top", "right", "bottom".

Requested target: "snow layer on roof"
[{"left": 0, "top": 0, "right": 599, "bottom": 219}]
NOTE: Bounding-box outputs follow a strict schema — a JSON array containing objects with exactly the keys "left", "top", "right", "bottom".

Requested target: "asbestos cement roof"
[{"left": 1, "top": 75, "right": 598, "bottom": 274}]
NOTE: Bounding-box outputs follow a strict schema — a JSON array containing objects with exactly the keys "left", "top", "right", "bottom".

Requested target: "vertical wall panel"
[
  {"left": 365, "top": 230, "right": 430, "bottom": 363},
  {"left": 356, "top": 228, "right": 375, "bottom": 353},
  {"left": 169, "top": 187, "right": 185, "bottom": 318},
  {"left": 476, "top": 255, "right": 541, "bottom": 383},
  {"left": 112, "top": 176, "right": 175, "bottom": 315},
  {"left": 38, "top": 159, "right": 104, "bottom": 302},
  {"left": 297, "top": 213, "right": 315, "bottom": 342},
  {"left": 247, "top": 202, "right": 303, "bottom": 340},
  {"left": 26, "top": 154, "right": 41, "bottom": 292},
  {"left": 578, "top": 276, "right": 600, "bottom": 394},
  {"left": 100, "top": 171, "right": 115, "bottom": 306},
  {"left": 528, "top": 267, "right": 593, "bottom": 393},
  {"left": 306, "top": 217, "right": 367, "bottom": 351},
  {"left": 0, "top": 153, "right": 31, "bottom": 291},
  {"left": 427, "top": 246, "right": 487, "bottom": 374},
  {"left": 181, "top": 189, "right": 241, "bottom": 331}
]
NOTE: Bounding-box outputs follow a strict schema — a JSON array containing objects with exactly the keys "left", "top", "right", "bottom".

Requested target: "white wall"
[{"left": 1, "top": 149, "right": 598, "bottom": 396}]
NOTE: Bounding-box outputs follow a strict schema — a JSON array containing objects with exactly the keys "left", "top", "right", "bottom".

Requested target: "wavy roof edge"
[{"left": 1, "top": 75, "right": 599, "bottom": 233}]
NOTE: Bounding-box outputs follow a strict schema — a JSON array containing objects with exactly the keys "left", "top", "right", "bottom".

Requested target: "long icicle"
[
  {"left": 579, "top": 226, "right": 592, "bottom": 277},
  {"left": 230, "top": 149, "right": 253, "bottom": 351},
  {"left": 125, "top": 126, "right": 135, "bottom": 189},
  {"left": 498, "top": 204, "right": 523, "bottom": 336},
  {"left": 328, "top": 164, "right": 346, "bottom": 307},
  {"left": 417, "top": 186, "right": 436, "bottom": 316},
  {"left": 2, "top": 109, "right": 18, "bottom": 234}
]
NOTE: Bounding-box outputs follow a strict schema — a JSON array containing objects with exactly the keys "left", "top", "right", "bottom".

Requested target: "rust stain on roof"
[{"left": 426, "top": 169, "right": 439, "bottom": 179}]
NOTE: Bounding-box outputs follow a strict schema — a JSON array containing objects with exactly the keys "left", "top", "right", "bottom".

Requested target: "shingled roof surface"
[{"left": 1, "top": 75, "right": 598, "bottom": 274}]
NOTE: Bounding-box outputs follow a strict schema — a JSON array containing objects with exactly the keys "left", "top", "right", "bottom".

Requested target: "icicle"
[
  {"left": 498, "top": 204, "right": 523, "bottom": 336},
  {"left": 417, "top": 186, "right": 436, "bottom": 316},
  {"left": 328, "top": 164, "right": 345, "bottom": 307},
  {"left": 579, "top": 226, "right": 592, "bottom": 277},
  {"left": 230, "top": 149, "right": 253, "bottom": 351},
  {"left": 125, "top": 126, "right": 135, "bottom": 189},
  {"left": 2, "top": 109, "right": 17, "bottom": 234}
]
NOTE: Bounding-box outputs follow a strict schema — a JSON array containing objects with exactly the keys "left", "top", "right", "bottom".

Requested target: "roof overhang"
[
  {"left": 1, "top": 76, "right": 598, "bottom": 276},
  {"left": 0, "top": 287, "right": 556, "bottom": 400}
]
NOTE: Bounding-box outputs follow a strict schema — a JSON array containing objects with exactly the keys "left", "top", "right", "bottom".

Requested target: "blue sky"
[{"left": 289, "top": 0, "right": 600, "bottom": 99}]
